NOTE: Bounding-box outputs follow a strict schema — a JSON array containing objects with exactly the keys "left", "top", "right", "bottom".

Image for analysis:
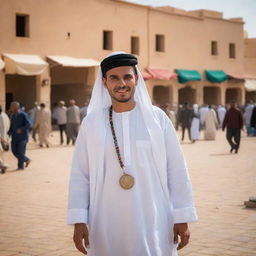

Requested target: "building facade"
[{"left": 0, "top": 0, "right": 249, "bottom": 111}]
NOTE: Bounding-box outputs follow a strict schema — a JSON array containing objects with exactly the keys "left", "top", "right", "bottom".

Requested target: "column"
[
  {"left": 35, "top": 69, "right": 51, "bottom": 108},
  {"left": 196, "top": 82, "right": 203, "bottom": 106},
  {"left": 0, "top": 71, "right": 6, "bottom": 111}
]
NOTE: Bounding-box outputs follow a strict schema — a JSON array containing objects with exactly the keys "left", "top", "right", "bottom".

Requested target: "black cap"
[{"left": 101, "top": 53, "right": 138, "bottom": 77}]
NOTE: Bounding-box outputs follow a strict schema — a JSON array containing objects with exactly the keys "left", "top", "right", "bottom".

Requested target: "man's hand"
[
  {"left": 173, "top": 223, "right": 190, "bottom": 250},
  {"left": 16, "top": 129, "right": 22, "bottom": 134},
  {"left": 73, "top": 223, "right": 89, "bottom": 255}
]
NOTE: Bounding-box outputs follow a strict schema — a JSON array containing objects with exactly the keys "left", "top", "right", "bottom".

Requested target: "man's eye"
[{"left": 111, "top": 77, "right": 119, "bottom": 80}]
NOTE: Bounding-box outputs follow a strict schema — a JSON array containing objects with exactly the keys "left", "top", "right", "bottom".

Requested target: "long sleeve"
[
  {"left": 164, "top": 115, "right": 197, "bottom": 224},
  {"left": 20, "top": 112, "right": 31, "bottom": 131},
  {"left": 67, "top": 121, "right": 90, "bottom": 224}
]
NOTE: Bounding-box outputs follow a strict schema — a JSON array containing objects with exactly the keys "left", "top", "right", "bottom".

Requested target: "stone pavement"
[{"left": 0, "top": 130, "right": 255, "bottom": 256}]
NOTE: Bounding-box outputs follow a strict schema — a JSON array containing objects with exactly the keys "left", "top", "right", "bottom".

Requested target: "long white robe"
[
  {"left": 68, "top": 105, "right": 197, "bottom": 256},
  {"left": 217, "top": 106, "right": 226, "bottom": 128},
  {"left": 204, "top": 109, "right": 218, "bottom": 140},
  {"left": 34, "top": 109, "right": 51, "bottom": 145}
]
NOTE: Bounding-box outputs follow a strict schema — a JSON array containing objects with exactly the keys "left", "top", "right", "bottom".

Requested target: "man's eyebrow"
[{"left": 109, "top": 74, "right": 119, "bottom": 79}]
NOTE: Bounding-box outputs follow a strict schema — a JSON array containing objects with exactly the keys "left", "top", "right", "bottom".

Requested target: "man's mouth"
[{"left": 114, "top": 86, "right": 131, "bottom": 93}]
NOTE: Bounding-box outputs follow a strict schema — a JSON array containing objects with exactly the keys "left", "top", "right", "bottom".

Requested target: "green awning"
[
  {"left": 175, "top": 69, "right": 201, "bottom": 84},
  {"left": 205, "top": 70, "right": 227, "bottom": 83}
]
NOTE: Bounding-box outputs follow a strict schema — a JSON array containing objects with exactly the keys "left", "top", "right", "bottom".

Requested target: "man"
[
  {"left": 8, "top": 102, "right": 31, "bottom": 170},
  {"left": 178, "top": 102, "right": 193, "bottom": 141},
  {"left": 217, "top": 105, "right": 226, "bottom": 129},
  {"left": 222, "top": 101, "right": 243, "bottom": 153},
  {"left": 28, "top": 102, "right": 40, "bottom": 142},
  {"left": 56, "top": 101, "right": 67, "bottom": 145},
  {"left": 204, "top": 105, "right": 218, "bottom": 140},
  {"left": 34, "top": 103, "right": 51, "bottom": 147},
  {"left": 243, "top": 101, "right": 254, "bottom": 136},
  {"left": 190, "top": 104, "right": 200, "bottom": 143},
  {"left": 199, "top": 104, "right": 208, "bottom": 129},
  {"left": 0, "top": 105, "right": 10, "bottom": 174},
  {"left": 66, "top": 99, "right": 80, "bottom": 145},
  {"left": 68, "top": 52, "right": 197, "bottom": 255},
  {"left": 80, "top": 100, "right": 89, "bottom": 121}
]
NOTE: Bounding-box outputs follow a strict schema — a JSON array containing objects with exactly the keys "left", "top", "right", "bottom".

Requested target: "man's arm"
[
  {"left": 163, "top": 114, "right": 197, "bottom": 249},
  {"left": 67, "top": 120, "right": 90, "bottom": 254}
]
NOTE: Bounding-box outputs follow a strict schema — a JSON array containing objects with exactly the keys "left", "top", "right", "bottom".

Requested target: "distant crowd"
[{"left": 0, "top": 99, "right": 255, "bottom": 174}]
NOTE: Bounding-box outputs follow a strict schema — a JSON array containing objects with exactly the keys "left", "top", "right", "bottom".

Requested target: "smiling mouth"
[{"left": 114, "top": 86, "right": 131, "bottom": 93}]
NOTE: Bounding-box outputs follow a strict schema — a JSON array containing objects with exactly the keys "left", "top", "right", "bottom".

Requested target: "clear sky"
[{"left": 126, "top": 0, "right": 256, "bottom": 38}]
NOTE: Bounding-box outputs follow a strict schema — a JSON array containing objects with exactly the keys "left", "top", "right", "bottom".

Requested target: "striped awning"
[
  {"left": 3, "top": 53, "right": 48, "bottom": 75},
  {"left": 47, "top": 56, "right": 100, "bottom": 67}
]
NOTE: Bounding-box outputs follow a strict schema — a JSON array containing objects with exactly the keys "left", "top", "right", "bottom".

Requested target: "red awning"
[
  {"left": 141, "top": 70, "right": 153, "bottom": 80},
  {"left": 227, "top": 73, "right": 246, "bottom": 80},
  {"left": 146, "top": 68, "right": 177, "bottom": 80}
]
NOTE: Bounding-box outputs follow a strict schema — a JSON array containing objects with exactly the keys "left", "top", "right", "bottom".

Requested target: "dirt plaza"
[{"left": 0, "top": 130, "right": 255, "bottom": 256}]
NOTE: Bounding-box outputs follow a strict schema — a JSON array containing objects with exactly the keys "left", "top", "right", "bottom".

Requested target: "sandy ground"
[{"left": 0, "top": 129, "right": 255, "bottom": 256}]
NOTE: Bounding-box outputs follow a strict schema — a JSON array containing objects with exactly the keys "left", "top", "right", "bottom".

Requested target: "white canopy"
[
  {"left": 0, "top": 58, "right": 5, "bottom": 70},
  {"left": 3, "top": 53, "right": 48, "bottom": 75},
  {"left": 245, "top": 79, "right": 256, "bottom": 92},
  {"left": 47, "top": 56, "right": 100, "bottom": 67}
]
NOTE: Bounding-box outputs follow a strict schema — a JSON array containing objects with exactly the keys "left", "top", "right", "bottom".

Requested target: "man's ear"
[{"left": 102, "top": 77, "right": 107, "bottom": 88}]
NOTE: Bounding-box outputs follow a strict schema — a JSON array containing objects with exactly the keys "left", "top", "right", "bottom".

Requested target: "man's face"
[
  {"left": 10, "top": 103, "right": 19, "bottom": 113},
  {"left": 103, "top": 66, "right": 138, "bottom": 103}
]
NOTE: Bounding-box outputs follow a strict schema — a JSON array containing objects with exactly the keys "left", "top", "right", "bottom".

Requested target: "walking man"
[
  {"left": 178, "top": 103, "right": 193, "bottom": 141},
  {"left": 8, "top": 102, "right": 31, "bottom": 170},
  {"left": 66, "top": 99, "right": 80, "bottom": 145},
  {"left": 56, "top": 101, "right": 68, "bottom": 145},
  {"left": 222, "top": 101, "right": 243, "bottom": 153},
  {"left": 68, "top": 52, "right": 197, "bottom": 256},
  {"left": 34, "top": 103, "right": 51, "bottom": 147}
]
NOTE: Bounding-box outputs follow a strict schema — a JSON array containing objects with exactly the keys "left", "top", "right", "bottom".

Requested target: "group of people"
[
  {"left": 161, "top": 100, "right": 256, "bottom": 154},
  {"left": 0, "top": 99, "right": 89, "bottom": 174}
]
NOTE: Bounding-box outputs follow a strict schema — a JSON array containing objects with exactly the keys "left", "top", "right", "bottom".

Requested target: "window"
[
  {"left": 103, "top": 31, "right": 113, "bottom": 50},
  {"left": 229, "top": 43, "right": 236, "bottom": 58},
  {"left": 131, "top": 36, "right": 139, "bottom": 55},
  {"left": 155, "top": 34, "right": 165, "bottom": 52},
  {"left": 211, "top": 41, "right": 218, "bottom": 56},
  {"left": 16, "top": 14, "right": 29, "bottom": 37}
]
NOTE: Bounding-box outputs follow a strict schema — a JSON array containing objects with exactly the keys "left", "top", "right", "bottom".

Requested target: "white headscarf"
[{"left": 85, "top": 51, "right": 169, "bottom": 204}]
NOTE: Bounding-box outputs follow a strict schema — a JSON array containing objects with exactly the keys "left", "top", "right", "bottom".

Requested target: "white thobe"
[
  {"left": 217, "top": 107, "right": 226, "bottom": 128},
  {"left": 204, "top": 109, "right": 218, "bottom": 140},
  {"left": 68, "top": 105, "right": 197, "bottom": 256}
]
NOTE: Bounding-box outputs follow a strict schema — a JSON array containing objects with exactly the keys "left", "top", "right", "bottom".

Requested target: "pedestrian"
[
  {"left": 204, "top": 105, "right": 218, "bottom": 140},
  {"left": 179, "top": 102, "right": 193, "bottom": 141},
  {"left": 34, "top": 103, "right": 51, "bottom": 147},
  {"left": 199, "top": 104, "right": 208, "bottom": 129},
  {"left": 222, "top": 101, "right": 243, "bottom": 153},
  {"left": 80, "top": 100, "right": 89, "bottom": 121},
  {"left": 160, "top": 103, "right": 176, "bottom": 126},
  {"left": 28, "top": 102, "right": 40, "bottom": 142},
  {"left": 250, "top": 105, "right": 256, "bottom": 136},
  {"left": 8, "top": 102, "right": 31, "bottom": 170},
  {"left": 217, "top": 105, "right": 226, "bottom": 129},
  {"left": 66, "top": 99, "right": 80, "bottom": 145},
  {"left": 68, "top": 52, "right": 197, "bottom": 256},
  {"left": 243, "top": 101, "right": 254, "bottom": 136},
  {"left": 56, "top": 101, "right": 68, "bottom": 145},
  {"left": 0, "top": 105, "right": 10, "bottom": 174},
  {"left": 190, "top": 104, "right": 200, "bottom": 143}
]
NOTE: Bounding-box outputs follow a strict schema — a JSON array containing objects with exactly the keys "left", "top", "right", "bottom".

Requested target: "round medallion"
[{"left": 119, "top": 173, "right": 135, "bottom": 190}]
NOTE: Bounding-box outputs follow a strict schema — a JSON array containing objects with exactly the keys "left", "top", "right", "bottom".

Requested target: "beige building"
[
  {"left": 0, "top": 0, "right": 251, "bottom": 111},
  {"left": 244, "top": 38, "right": 256, "bottom": 102}
]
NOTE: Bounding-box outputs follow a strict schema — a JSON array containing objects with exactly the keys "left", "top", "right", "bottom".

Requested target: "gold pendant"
[{"left": 119, "top": 173, "right": 135, "bottom": 190}]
